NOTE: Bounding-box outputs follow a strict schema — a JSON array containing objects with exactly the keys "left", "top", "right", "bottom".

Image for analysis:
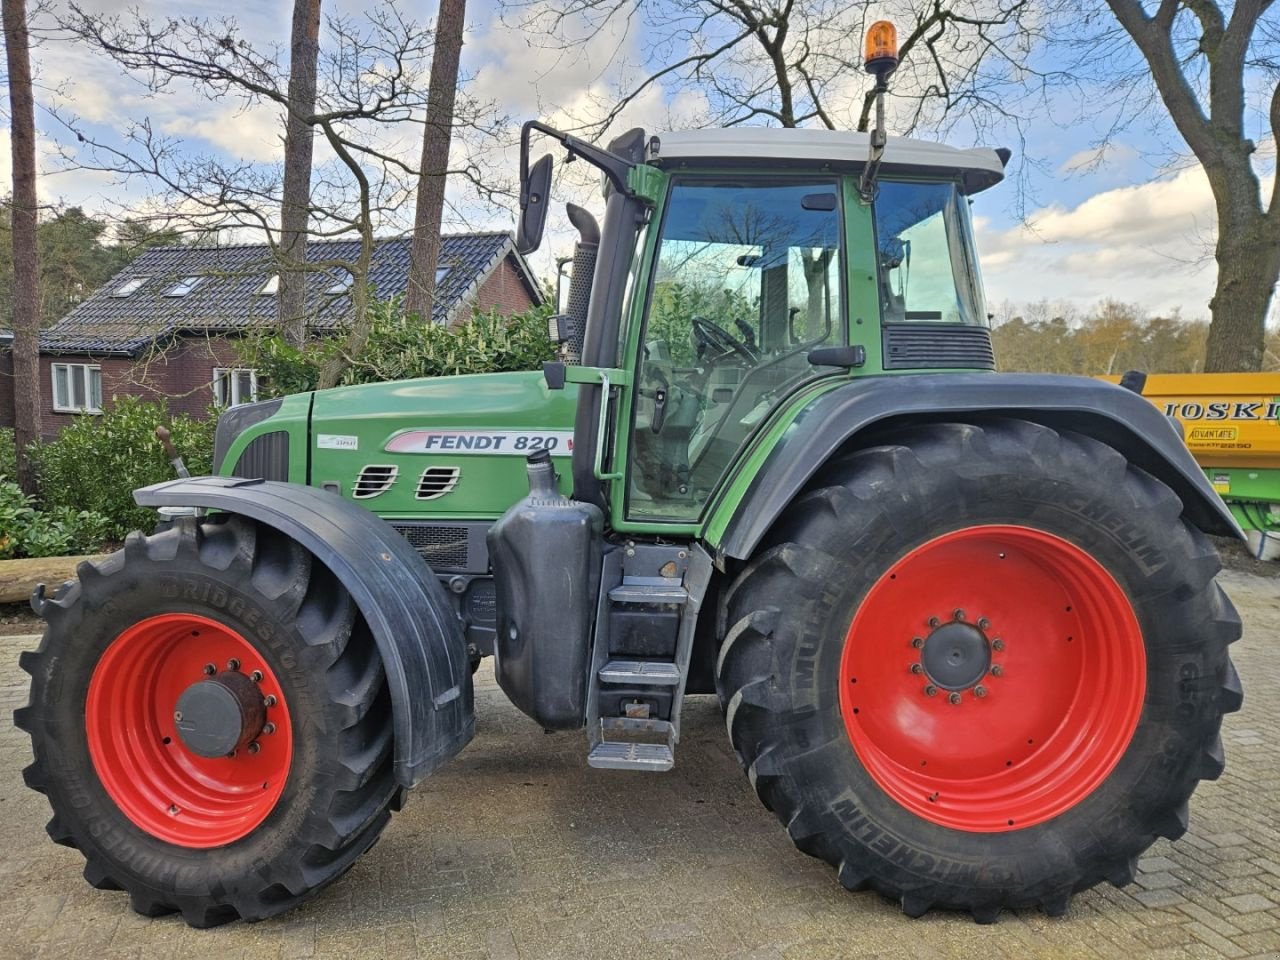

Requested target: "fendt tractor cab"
[{"left": 19, "top": 22, "right": 1243, "bottom": 928}]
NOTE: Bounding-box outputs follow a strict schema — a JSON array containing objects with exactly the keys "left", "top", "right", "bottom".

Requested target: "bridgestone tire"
[
  {"left": 718, "top": 420, "right": 1243, "bottom": 922},
  {"left": 16, "top": 516, "right": 400, "bottom": 927}
]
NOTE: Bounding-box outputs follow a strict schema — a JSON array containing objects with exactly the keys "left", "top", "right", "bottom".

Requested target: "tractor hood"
[{"left": 308, "top": 370, "right": 580, "bottom": 519}]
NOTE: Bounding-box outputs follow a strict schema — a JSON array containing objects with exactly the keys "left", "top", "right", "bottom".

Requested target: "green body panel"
[
  {"left": 1205, "top": 466, "right": 1280, "bottom": 530},
  {"left": 227, "top": 371, "right": 578, "bottom": 521}
]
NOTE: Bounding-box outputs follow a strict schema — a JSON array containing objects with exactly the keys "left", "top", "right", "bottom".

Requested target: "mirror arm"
[{"left": 520, "top": 120, "right": 636, "bottom": 199}]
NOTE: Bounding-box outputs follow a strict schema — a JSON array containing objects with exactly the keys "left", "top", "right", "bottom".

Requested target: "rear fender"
[
  {"left": 134, "top": 476, "right": 474, "bottom": 787},
  {"left": 707, "top": 373, "right": 1243, "bottom": 563}
]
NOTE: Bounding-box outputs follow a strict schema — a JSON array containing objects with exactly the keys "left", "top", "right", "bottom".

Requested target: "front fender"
[
  {"left": 134, "top": 476, "right": 474, "bottom": 787},
  {"left": 706, "top": 373, "right": 1243, "bottom": 563}
]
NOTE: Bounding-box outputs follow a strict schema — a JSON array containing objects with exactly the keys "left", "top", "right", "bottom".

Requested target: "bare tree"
[
  {"left": 55, "top": 3, "right": 507, "bottom": 387},
  {"left": 511, "top": 0, "right": 1044, "bottom": 139},
  {"left": 279, "top": 0, "right": 322, "bottom": 348},
  {"left": 3, "top": 0, "right": 40, "bottom": 494},
  {"left": 404, "top": 0, "right": 466, "bottom": 322},
  {"left": 1099, "top": 0, "right": 1279, "bottom": 372}
]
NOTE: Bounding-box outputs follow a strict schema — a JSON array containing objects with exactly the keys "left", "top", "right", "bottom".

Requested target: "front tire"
[
  {"left": 718, "top": 420, "right": 1242, "bottom": 921},
  {"left": 16, "top": 516, "right": 400, "bottom": 927}
]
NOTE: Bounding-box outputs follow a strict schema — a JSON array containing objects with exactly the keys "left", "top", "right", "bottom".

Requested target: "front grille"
[
  {"left": 353, "top": 464, "right": 398, "bottom": 499},
  {"left": 882, "top": 323, "right": 996, "bottom": 370},
  {"left": 416, "top": 466, "right": 460, "bottom": 500},
  {"left": 230, "top": 430, "right": 290, "bottom": 481},
  {"left": 391, "top": 523, "right": 469, "bottom": 568}
]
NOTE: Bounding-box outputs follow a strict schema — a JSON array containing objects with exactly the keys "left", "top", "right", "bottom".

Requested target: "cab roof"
[{"left": 646, "top": 128, "right": 1007, "bottom": 195}]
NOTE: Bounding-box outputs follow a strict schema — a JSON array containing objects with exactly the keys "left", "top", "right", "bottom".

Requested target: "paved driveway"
[{"left": 1, "top": 569, "right": 1277, "bottom": 960}]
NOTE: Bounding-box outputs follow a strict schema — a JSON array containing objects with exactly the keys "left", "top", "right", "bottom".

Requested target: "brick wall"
[
  {"left": 37, "top": 336, "right": 243, "bottom": 439},
  {"left": 470, "top": 257, "right": 538, "bottom": 320}
]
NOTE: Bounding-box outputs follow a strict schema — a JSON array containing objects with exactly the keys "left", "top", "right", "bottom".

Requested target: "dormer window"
[
  {"left": 111, "top": 277, "right": 146, "bottom": 298},
  {"left": 325, "top": 269, "right": 354, "bottom": 295},
  {"left": 164, "top": 276, "right": 205, "bottom": 297},
  {"left": 259, "top": 275, "right": 280, "bottom": 295}
]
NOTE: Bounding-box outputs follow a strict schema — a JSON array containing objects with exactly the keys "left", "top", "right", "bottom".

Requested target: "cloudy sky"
[{"left": 4, "top": 0, "right": 1277, "bottom": 325}]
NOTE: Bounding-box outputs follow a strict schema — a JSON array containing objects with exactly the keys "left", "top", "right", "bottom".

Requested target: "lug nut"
[
  {"left": 250, "top": 670, "right": 264, "bottom": 683},
  {"left": 227, "top": 658, "right": 240, "bottom": 671},
  {"left": 203, "top": 663, "right": 216, "bottom": 676},
  {"left": 948, "top": 692, "right": 962, "bottom": 705},
  {"left": 991, "top": 664, "right": 1003, "bottom": 677},
  {"left": 263, "top": 722, "right": 276, "bottom": 735},
  {"left": 977, "top": 618, "right": 990, "bottom": 630},
  {"left": 247, "top": 742, "right": 261, "bottom": 754},
  {"left": 953, "top": 609, "right": 966, "bottom": 621},
  {"left": 910, "top": 663, "right": 923, "bottom": 674},
  {"left": 928, "top": 617, "right": 941, "bottom": 628},
  {"left": 911, "top": 636, "right": 924, "bottom": 648},
  {"left": 263, "top": 694, "right": 277, "bottom": 708},
  {"left": 924, "top": 685, "right": 938, "bottom": 697},
  {"left": 168, "top": 804, "right": 180, "bottom": 815},
  {"left": 974, "top": 685, "right": 988, "bottom": 698},
  {"left": 173, "top": 710, "right": 183, "bottom": 722},
  {"left": 992, "top": 639, "right": 1005, "bottom": 652}
]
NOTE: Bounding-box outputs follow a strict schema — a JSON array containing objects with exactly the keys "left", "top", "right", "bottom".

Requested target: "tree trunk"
[
  {"left": 278, "top": 0, "right": 321, "bottom": 348},
  {"left": 1204, "top": 213, "right": 1280, "bottom": 372},
  {"left": 3, "top": 0, "right": 41, "bottom": 496},
  {"left": 404, "top": 0, "right": 466, "bottom": 322}
]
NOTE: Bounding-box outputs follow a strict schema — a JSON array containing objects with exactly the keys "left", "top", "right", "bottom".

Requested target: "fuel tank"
[{"left": 487, "top": 450, "right": 603, "bottom": 729}]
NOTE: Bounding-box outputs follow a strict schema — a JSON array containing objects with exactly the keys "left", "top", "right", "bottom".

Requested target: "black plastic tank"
[{"left": 487, "top": 450, "right": 603, "bottom": 729}]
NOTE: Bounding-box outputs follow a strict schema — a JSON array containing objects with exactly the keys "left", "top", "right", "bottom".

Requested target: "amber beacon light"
[{"left": 864, "top": 20, "right": 899, "bottom": 78}]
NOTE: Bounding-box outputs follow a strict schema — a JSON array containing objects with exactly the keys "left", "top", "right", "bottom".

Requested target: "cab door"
[{"left": 618, "top": 176, "right": 846, "bottom": 524}]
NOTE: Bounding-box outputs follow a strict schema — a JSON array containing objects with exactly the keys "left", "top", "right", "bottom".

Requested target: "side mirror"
[{"left": 516, "top": 154, "right": 553, "bottom": 255}]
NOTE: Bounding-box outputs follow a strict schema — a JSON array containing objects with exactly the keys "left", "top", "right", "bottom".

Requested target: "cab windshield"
[{"left": 874, "top": 180, "right": 987, "bottom": 326}]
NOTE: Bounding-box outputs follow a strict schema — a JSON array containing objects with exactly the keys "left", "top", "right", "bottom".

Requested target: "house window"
[
  {"left": 435, "top": 267, "right": 450, "bottom": 282},
  {"left": 51, "top": 363, "right": 103, "bottom": 414},
  {"left": 259, "top": 275, "right": 280, "bottom": 295},
  {"left": 164, "top": 276, "right": 205, "bottom": 297},
  {"left": 212, "top": 368, "right": 258, "bottom": 407},
  {"left": 325, "top": 269, "right": 354, "bottom": 295},
  {"left": 111, "top": 277, "right": 146, "bottom": 298}
]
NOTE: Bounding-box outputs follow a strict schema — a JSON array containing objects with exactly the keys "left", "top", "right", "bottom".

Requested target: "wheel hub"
[
  {"left": 920, "top": 621, "right": 990, "bottom": 691},
  {"left": 174, "top": 671, "right": 266, "bottom": 758}
]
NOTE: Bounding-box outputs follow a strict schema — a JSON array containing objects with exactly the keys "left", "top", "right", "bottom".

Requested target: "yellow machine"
[{"left": 1105, "top": 372, "right": 1280, "bottom": 535}]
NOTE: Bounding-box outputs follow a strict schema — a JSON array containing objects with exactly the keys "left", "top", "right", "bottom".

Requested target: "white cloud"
[{"left": 976, "top": 165, "right": 1224, "bottom": 319}]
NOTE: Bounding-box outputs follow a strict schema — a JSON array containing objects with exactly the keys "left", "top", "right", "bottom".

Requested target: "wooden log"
[{"left": 0, "top": 554, "right": 109, "bottom": 604}]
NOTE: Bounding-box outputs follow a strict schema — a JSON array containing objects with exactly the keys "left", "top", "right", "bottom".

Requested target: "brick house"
[{"left": 0, "top": 233, "right": 541, "bottom": 438}]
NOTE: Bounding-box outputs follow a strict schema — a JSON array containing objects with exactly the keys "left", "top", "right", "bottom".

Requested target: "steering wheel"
[{"left": 691, "top": 315, "right": 757, "bottom": 364}]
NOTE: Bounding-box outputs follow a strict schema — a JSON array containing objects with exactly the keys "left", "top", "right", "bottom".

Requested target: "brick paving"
[{"left": 0, "top": 568, "right": 1277, "bottom": 960}]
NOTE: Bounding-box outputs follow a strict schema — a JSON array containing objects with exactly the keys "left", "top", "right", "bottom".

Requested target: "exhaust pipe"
[{"left": 557, "top": 203, "right": 599, "bottom": 365}]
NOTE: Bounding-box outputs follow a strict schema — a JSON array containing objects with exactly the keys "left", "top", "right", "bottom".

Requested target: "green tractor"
[{"left": 18, "top": 27, "right": 1243, "bottom": 928}]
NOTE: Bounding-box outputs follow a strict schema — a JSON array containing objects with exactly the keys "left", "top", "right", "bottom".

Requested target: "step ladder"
[{"left": 585, "top": 547, "right": 712, "bottom": 772}]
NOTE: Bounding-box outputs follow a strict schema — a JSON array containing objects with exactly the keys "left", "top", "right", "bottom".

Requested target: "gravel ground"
[{"left": 0, "top": 568, "right": 1277, "bottom": 960}]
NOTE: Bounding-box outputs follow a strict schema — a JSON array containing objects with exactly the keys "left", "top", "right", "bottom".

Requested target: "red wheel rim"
[
  {"left": 839, "top": 525, "right": 1145, "bottom": 832},
  {"left": 86, "top": 614, "right": 292, "bottom": 848}
]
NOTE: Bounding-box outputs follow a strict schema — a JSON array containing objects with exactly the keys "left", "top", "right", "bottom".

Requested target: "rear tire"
[
  {"left": 16, "top": 516, "right": 399, "bottom": 927},
  {"left": 718, "top": 420, "right": 1242, "bottom": 922}
]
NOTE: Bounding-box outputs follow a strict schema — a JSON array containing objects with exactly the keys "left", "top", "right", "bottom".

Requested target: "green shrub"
[
  {"left": 34, "top": 396, "right": 215, "bottom": 541},
  {"left": 0, "top": 480, "right": 110, "bottom": 558},
  {"left": 0, "top": 428, "right": 15, "bottom": 481},
  {"left": 242, "top": 297, "right": 558, "bottom": 398}
]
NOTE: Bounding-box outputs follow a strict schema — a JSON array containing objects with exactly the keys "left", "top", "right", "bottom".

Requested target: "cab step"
[
  {"left": 586, "top": 740, "right": 675, "bottom": 771},
  {"left": 599, "top": 659, "right": 681, "bottom": 685},
  {"left": 608, "top": 584, "right": 688, "bottom": 604}
]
